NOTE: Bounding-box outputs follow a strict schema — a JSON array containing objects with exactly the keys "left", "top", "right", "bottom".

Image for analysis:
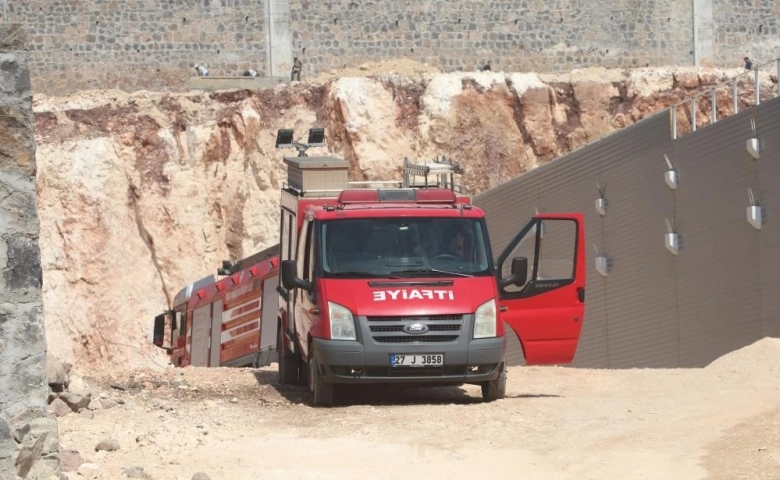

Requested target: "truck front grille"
[
  {"left": 366, "top": 314, "right": 464, "bottom": 343},
  {"left": 374, "top": 335, "right": 458, "bottom": 343}
]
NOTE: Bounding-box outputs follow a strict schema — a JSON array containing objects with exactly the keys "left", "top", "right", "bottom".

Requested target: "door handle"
[{"left": 577, "top": 287, "right": 585, "bottom": 303}]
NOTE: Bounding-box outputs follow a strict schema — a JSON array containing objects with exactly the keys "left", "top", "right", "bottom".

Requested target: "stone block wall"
[
  {"left": 713, "top": 0, "right": 780, "bottom": 69},
  {"left": 291, "top": 0, "right": 693, "bottom": 75},
  {"left": 0, "top": 24, "right": 60, "bottom": 480},
  {"left": 7, "top": 0, "right": 269, "bottom": 94},
  {"left": 4, "top": 0, "right": 780, "bottom": 94}
]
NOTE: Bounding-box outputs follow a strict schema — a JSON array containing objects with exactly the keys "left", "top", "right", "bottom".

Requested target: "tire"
[
  {"left": 278, "top": 326, "right": 298, "bottom": 385},
  {"left": 481, "top": 361, "right": 506, "bottom": 402},
  {"left": 309, "top": 353, "right": 334, "bottom": 407}
]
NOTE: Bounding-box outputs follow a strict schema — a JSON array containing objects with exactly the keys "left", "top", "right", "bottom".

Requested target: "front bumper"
[{"left": 310, "top": 313, "right": 506, "bottom": 385}]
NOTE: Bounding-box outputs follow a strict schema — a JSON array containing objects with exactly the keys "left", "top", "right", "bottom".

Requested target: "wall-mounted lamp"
[
  {"left": 747, "top": 188, "right": 762, "bottom": 230},
  {"left": 593, "top": 245, "right": 609, "bottom": 277},
  {"left": 664, "top": 218, "right": 679, "bottom": 255},
  {"left": 747, "top": 118, "right": 761, "bottom": 160},
  {"left": 664, "top": 154, "right": 678, "bottom": 190},
  {"left": 595, "top": 183, "right": 607, "bottom": 216}
]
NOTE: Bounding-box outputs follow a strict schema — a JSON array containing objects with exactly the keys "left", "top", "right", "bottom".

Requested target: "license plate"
[{"left": 390, "top": 354, "right": 444, "bottom": 367}]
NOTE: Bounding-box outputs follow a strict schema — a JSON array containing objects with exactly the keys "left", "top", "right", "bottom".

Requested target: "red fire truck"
[
  {"left": 152, "top": 245, "right": 280, "bottom": 368},
  {"left": 154, "top": 154, "right": 586, "bottom": 407},
  {"left": 276, "top": 155, "right": 586, "bottom": 406}
]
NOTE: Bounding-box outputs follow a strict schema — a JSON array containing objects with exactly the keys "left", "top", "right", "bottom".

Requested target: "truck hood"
[{"left": 320, "top": 276, "right": 497, "bottom": 316}]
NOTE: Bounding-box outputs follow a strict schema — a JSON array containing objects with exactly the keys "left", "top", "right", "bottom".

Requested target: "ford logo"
[{"left": 403, "top": 323, "right": 429, "bottom": 335}]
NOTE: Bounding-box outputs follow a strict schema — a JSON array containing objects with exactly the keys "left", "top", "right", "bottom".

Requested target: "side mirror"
[
  {"left": 152, "top": 313, "right": 166, "bottom": 348},
  {"left": 499, "top": 256, "right": 528, "bottom": 288},
  {"left": 510, "top": 257, "right": 528, "bottom": 286},
  {"left": 281, "top": 260, "right": 313, "bottom": 292}
]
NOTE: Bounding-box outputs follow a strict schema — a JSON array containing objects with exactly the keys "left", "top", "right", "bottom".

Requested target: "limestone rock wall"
[{"left": 0, "top": 25, "right": 60, "bottom": 480}]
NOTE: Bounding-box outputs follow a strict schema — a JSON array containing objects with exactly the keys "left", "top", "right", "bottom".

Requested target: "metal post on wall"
[
  {"left": 777, "top": 59, "right": 780, "bottom": 98},
  {"left": 671, "top": 109, "right": 678, "bottom": 140},
  {"left": 691, "top": 98, "right": 697, "bottom": 132},
  {"left": 755, "top": 67, "right": 760, "bottom": 106},
  {"left": 711, "top": 89, "right": 717, "bottom": 124},
  {"left": 733, "top": 77, "right": 739, "bottom": 114}
]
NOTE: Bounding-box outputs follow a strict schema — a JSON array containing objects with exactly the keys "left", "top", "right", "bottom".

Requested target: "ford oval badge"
[{"left": 403, "top": 323, "right": 429, "bottom": 335}]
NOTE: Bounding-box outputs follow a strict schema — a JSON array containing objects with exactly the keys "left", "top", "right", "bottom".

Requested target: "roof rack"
[{"left": 402, "top": 156, "right": 463, "bottom": 192}]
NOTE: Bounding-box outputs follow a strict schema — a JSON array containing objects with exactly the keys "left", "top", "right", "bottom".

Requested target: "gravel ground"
[{"left": 57, "top": 338, "right": 780, "bottom": 480}]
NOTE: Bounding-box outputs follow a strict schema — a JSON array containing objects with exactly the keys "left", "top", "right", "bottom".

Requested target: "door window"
[
  {"left": 297, "top": 219, "right": 310, "bottom": 280},
  {"left": 498, "top": 219, "right": 578, "bottom": 297},
  {"left": 280, "top": 210, "right": 295, "bottom": 261},
  {"left": 172, "top": 310, "right": 184, "bottom": 341},
  {"left": 536, "top": 219, "right": 576, "bottom": 281}
]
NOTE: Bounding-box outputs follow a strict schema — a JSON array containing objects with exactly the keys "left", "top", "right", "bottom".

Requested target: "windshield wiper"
[
  {"left": 389, "top": 268, "right": 474, "bottom": 278},
  {"left": 331, "top": 271, "right": 402, "bottom": 279}
]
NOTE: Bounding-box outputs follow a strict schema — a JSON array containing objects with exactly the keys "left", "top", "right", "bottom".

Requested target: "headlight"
[
  {"left": 328, "top": 301, "right": 357, "bottom": 341},
  {"left": 474, "top": 299, "right": 497, "bottom": 338}
]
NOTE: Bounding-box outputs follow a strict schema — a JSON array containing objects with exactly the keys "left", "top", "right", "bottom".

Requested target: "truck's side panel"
[
  {"left": 220, "top": 287, "right": 262, "bottom": 366},
  {"left": 191, "top": 305, "right": 211, "bottom": 367}
]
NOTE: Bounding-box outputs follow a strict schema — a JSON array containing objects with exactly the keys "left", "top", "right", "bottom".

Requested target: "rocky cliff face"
[{"left": 33, "top": 64, "right": 778, "bottom": 374}]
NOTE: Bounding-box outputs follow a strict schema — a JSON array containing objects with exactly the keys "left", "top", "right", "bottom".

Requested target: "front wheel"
[
  {"left": 309, "top": 353, "right": 334, "bottom": 407},
  {"left": 278, "top": 326, "right": 298, "bottom": 385},
  {"left": 481, "top": 361, "right": 506, "bottom": 402}
]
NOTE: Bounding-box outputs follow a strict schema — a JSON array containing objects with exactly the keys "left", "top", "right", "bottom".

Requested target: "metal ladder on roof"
[{"left": 402, "top": 156, "right": 464, "bottom": 192}]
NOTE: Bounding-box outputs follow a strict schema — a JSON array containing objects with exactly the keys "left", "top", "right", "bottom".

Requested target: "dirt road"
[{"left": 57, "top": 339, "right": 780, "bottom": 480}]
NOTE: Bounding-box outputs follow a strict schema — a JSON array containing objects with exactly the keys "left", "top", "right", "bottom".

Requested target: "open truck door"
[{"left": 496, "top": 213, "right": 585, "bottom": 365}]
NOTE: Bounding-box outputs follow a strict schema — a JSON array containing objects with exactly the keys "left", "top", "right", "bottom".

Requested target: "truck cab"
[{"left": 277, "top": 156, "right": 586, "bottom": 406}]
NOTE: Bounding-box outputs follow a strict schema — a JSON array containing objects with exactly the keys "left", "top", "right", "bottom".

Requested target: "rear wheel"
[
  {"left": 309, "top": 353, "right": 334, "bottom": 407},
  {"left": 481, "top": 361, "right": 506, "bottom": 402},
  {"left": 278, "top": 326, "right": 298, "bottom": 385}
]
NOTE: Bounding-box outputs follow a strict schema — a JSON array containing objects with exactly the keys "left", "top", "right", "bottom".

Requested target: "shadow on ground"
[{"left": 252, "top": 368, "right": 488, "bottom": 406}]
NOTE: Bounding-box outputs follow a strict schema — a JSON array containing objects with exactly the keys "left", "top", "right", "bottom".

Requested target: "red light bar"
[
  {"left": 337, "top": 188, "right": 457, "bottom": 204},
  {"left": 415, "top": 189, "right": 456, "bottom": 203},
  {"left": 337, "top": 189, "right": 379, "bottom": 203}
]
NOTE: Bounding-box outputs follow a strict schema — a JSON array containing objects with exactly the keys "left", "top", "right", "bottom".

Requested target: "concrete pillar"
[
  {"left": 265, "top": 0, "right": 293, "bottom": 78},
  {"left": 0, "top": 25, "right": 61, "bottom": 480},
  {"left": 692, "top": 0, "right": 714, "bottom": 66}
]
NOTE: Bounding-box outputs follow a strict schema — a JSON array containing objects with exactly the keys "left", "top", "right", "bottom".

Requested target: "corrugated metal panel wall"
[{"left": 475, "top": 97, "right": 780, "bottom": 368}]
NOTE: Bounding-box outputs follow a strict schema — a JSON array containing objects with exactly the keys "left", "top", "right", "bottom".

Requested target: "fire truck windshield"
[{"left": 320, "top": 218, "right": 491, "bottom": 278}]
